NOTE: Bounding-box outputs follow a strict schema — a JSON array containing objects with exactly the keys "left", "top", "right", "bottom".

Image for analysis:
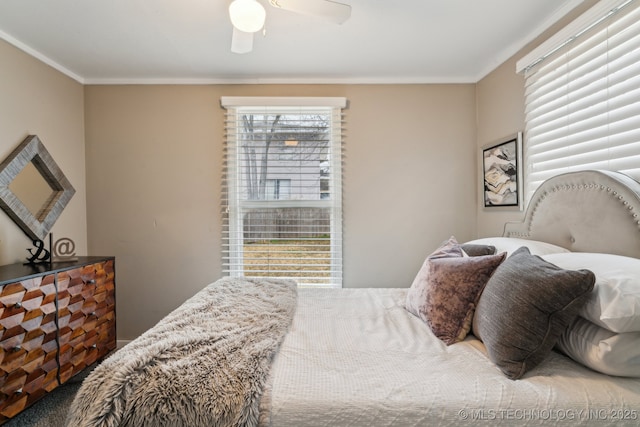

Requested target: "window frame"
[{"left": 221, "top": 97, "right": 346, "bottom": 288}]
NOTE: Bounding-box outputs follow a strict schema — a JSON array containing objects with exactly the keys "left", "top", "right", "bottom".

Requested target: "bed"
[{"left": 67, "top": 170, "right": 640, "bottom": 426}]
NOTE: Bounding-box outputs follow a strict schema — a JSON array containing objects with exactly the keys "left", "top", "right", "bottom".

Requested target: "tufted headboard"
[{"left": 503, "top": 170, "right": 640, "bottom": 258}]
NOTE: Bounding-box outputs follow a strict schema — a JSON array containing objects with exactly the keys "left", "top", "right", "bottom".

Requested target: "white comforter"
[{"left": 261, "top": 288, "right": 640, "bottom": 426}]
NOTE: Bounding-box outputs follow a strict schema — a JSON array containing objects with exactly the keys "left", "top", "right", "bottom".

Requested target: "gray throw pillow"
[
  {"left": 461, "top": 243, "right": 497, "bottom": 257},
  {"left": 472, "top": 246, "right": 595, "bottom": 380}
]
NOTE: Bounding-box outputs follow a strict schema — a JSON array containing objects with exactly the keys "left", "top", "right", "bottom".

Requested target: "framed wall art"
[{"left": 482, "top": 132, "right": 522, "bottom": 209}]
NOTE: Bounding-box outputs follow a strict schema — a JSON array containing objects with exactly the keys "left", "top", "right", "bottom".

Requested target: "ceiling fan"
[{"left": 228, "top": 0, "right": 352, "bottom": 54}]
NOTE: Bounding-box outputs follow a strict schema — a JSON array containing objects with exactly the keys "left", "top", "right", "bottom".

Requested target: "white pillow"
[
  {"left": 556, "top": 316, "right": 640, "bottom": 377},
  {"left": 542, "top": 252, "right": 640, "bottom": 333},
  {"left": 463, "top": 237, "right": 569, "bottom": 257}
]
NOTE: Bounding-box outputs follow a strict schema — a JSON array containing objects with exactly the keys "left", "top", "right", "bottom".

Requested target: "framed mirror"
[{"left": 0, "top": 135, "right": 75, "bottom": 241}]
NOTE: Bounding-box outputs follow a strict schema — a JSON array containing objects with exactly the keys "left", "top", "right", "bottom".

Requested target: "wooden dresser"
[{"left": 0, "top": 256, "right": 115, "bottom": 423}]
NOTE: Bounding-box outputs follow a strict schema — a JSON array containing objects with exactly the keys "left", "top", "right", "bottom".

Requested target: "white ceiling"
[{"left": 0, "top": 0, "right": 584, "bottom": 84}]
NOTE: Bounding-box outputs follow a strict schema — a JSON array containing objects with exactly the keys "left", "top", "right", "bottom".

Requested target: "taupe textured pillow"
[
  {"left": 405, "top": 236, "right": 506, "bottom": 345},
  {"left": 472, "top": 246, "right": 596, "bottom": 380},
  {"left": 405, "top": 236, "right": 463, "bottom": 318},
  {"left": 424, "top": 252, "right": 505, "bottom": 345}
]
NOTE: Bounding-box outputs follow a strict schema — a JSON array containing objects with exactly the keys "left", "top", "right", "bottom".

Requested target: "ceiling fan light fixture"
[{"left": 229, "top": 0, "right": 266, "bottom": 33}]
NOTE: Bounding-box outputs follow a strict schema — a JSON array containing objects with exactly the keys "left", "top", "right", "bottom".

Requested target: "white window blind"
[
  {"left": 221, "top": 97, "right": 346, "bottom": 287},
  {"left": 519, "top": 0, "right": 640, "bottom": 200}
]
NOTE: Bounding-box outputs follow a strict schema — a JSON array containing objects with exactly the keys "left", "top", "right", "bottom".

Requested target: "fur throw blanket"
[{"left": 66, "top": 277, "right": 298, "bottom": 427}]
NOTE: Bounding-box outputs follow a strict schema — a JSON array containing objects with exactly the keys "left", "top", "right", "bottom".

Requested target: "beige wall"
[
  {"left": 84, "top": 84, "right": 477, "bottom": 339},
  {"left": 0, "top": 39, "right": 87, "bottom": 264},
  {"left": 475, "top": 0, "right": 600, "bottom": 237},
  {"left": 475, "top": 56, "right": 526, "bottom": 237}
]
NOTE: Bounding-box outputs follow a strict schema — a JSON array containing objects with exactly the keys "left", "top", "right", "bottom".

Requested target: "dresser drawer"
[
  {"left": 0, "top": 275, "right": 58, "bottom": 422},
  {"left": 57, "top": 260, "right": 116, "bottom": 383}
]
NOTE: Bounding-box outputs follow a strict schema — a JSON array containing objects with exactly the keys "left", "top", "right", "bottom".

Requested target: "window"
[
  {"left": 221, "top": 97, "right": 346, "bottom": 287},
  {"left": 517, "top": 0, "right": 640, "bottom": 201}
]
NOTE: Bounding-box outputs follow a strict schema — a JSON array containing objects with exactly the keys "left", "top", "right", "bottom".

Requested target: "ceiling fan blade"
[
  {"left": 231, "top": 27, "right": 254, "bottom": 54},
  {"left": 269, "top": 0, "right": 351, "bottom": 24}
]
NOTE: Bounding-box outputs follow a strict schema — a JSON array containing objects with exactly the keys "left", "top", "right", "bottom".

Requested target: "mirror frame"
[{"left": 0, "top": 135, "right": 75, "bottom": 240}]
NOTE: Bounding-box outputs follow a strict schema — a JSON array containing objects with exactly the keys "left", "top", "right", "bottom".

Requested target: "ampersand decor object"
[{"left": 26, "top": 238, "right": 51, "bottom": 264}]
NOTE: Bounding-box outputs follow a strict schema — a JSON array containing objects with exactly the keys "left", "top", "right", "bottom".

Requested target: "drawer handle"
[
  {"left": 15, "top": 388, "right": 22, "bottom": 394},
  {"left": 90, "top": 312, "right": 96, "bottom": 317},
  {"left": 91, "top": 344, "right": 97, "bottom": 349},
  {"left": 14, "top": 302, "right": 22, "bottom": 309},
  {"left": 87, "top": 279, "right": 96, "bottom": 284},
  {"left": 12, "top": 345, "right": 21, "bottom": 352}
]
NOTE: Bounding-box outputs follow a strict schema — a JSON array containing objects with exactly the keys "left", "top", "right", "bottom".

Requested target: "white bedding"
[{"left": 262, "top": 288, "right": 640, "bottom": 426}]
